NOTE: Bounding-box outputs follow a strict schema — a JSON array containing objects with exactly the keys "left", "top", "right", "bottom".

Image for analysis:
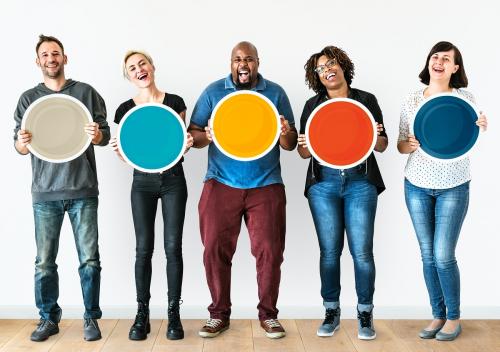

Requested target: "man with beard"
[
  {"left": 188, "top": 41, "right": 297, "bottom": 339},
  {"left": 13, "top": 35, "right": 109, "bottom": 342}
]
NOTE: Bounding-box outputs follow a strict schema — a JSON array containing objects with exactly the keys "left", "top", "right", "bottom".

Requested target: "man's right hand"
[
  {"left": 16, "top": 129, "right": 32, "bottom": 154},
  {"left": 17, "top": 129, "right": 32, "bottom": 146}
]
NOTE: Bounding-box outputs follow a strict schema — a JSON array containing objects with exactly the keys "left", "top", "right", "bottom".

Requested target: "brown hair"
[
  {"left": 304, "top": 46, "right": 355, "bottom": 94},
  {"left": 419, "top": 41, "right": 468, "bottom": 88},
  {"left": 36, "top": 34, "right": 64, "bottom": 56}
]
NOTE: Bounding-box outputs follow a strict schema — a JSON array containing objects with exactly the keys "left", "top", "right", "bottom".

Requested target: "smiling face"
[
  {"left": 428, "top": 50, "right": 459, "bottom": 83},
  {"left": 36, "top": 41, "right": 67, "bottom": 79},
  {"left": 231, "top": 43, "right": 259, "bottom": 89},
  {"left": 125, "top": 53, "right": 155, "bottom": 88},
  {"left": 316, "top": 55, "right": 346, "bottom": 91}
]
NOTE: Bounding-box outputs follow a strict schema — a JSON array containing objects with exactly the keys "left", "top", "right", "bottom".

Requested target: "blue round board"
[
  {"left": 413, "top": 93, "right": 479, "bottom": 160},
  {"left": 118, "top": 104, "right": 186, "bottom": 173}
]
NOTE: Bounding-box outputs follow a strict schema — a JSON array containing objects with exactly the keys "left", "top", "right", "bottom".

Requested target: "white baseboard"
[{"left": 1, "top": 305, "right": 499, "bottom": 319}]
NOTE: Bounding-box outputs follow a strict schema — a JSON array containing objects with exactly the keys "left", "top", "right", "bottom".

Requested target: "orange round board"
[
  {"left": 305, "top": 98, "right": 376, "bottom": 169},
  {"left": 210, "top": 91, "right": 280, "bottom": 161}
]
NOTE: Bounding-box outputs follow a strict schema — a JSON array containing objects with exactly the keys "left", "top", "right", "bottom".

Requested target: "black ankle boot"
[
  {"left": 167, "top": 299, "right": 184, "bottom": 340},
  {"left": 129, "top": 301, "right": 150, "bottom": 340}
]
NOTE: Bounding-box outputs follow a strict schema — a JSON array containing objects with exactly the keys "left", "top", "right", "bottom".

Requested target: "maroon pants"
[{"left": 199, "top": 179, "right": 286, "bottom": 320}]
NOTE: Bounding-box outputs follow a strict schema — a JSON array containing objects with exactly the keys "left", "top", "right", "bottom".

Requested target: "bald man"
[{"left": 188, "top": 41, "right": 297, "bottom": 339}]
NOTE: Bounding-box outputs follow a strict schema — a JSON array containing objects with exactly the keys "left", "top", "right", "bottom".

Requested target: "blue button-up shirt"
[{"left": 191, "top": 73, "right": 295, "bottom": 189}]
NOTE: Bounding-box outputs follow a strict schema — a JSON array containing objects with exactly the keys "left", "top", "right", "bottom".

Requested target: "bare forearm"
[
  {"left": 15, "top": 140, "right": 29, "bottom": 155},
  {"left": 297, "top": 144, "right": 312, "bottom": 159},
  {"left": 374, "top": 136, "right": 388, "bottom": 153},
  {"left": 189, "top": 128, "right": 210, "bottom": 148},
  {"left": 279, "top": 129, "right": 298, "bottom": 151},
  {"left": 91, "top": 130, "right": 103, "bottom": 145},
  {"left": 397, "top": 140, "right": 414, "bottom": 154}
]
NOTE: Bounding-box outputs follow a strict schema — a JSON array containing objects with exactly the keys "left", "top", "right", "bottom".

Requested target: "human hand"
[
  {"left": 376, "top": 123, "right": 384, "bottom": 135},
  {"left": 85, "top": 122, "right": 102, "bottom": 144},
  {"left": 184, "top": 132, "right": 194, "bottom": 154},
  {"left": 109, "top": 137, "right": 124, "bottom": 161},
  {"left": 407, "top": 134, "right": 420, "bottom": 152},
  {"left": 204, "top": 119, "right": 213, "bottom": 142},
  {"left": 476, "top": 112, "right": 488, "bottom": 132},
  {"left": 280, "top": 116, "right": 291, "bottom": 136},
  {"left": 297, "top": 134, "right": 308, "bottom": 148},
  {"left": 17, "top": 129, "right": 32, "bottom": 147}
]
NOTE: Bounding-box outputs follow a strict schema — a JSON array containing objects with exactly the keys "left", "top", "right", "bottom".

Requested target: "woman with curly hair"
[{"left": 297, "top": 46, "right": 387, "bottom": 340}]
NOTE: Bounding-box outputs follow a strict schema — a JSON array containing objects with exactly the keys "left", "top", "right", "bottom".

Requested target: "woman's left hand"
[
  {"left": 184, "top": 132, "right": 194, "bottom": 154},
  {"left": 476, "top": 112, "right": 488, "bottom": 132},
  {"left": 376, "top": 123, "right": 384, "bottom": 135}
]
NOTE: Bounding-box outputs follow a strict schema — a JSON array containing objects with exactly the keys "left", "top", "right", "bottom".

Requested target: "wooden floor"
[{"left": 0, "top": 319, "right": 499, "bottom": 352}]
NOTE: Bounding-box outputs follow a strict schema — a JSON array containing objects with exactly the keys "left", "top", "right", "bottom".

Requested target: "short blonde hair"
[{"left": 122, "top": 50, "right": 154, "bottom": 79}]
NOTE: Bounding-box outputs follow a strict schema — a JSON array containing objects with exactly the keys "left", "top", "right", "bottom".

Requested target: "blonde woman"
[{"left": 110, "top": 50, "right": 193, "bottom": 340}]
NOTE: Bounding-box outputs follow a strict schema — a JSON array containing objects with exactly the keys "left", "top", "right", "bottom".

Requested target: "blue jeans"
[
  {"left": 33, "top": 197, "right": 102, "bottom": 322},
  {"left": 307, "top": 165, "right": 378, "bottom": 306},
  {"left": 404, "top": 179, "right": 469, "bottom": 320}
]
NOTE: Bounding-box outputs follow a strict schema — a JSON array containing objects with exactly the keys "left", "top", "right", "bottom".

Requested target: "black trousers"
[{"left": 130, "top": 164, "right": 187, "bottom": 303}]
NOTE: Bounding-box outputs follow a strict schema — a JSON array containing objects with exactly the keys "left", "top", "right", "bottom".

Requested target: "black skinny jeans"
[{"left": 131, "top": 164, "right": 187, "bottom": 304}]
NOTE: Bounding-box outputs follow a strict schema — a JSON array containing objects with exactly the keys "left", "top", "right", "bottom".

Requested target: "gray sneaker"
[
  {"left": 83, "top": 318, "right": 102, "bottom": 341},
  {"left": 30, "top": 319, "right": 59, "bottom": 342},
  {"left": 317, "top": 307, "right": 341, "bottom": 337},
  {"left": 357, "top": 309, "right": 376, "bottom": 340}
]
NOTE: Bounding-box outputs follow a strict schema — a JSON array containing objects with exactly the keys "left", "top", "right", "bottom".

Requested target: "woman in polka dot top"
[{"left": 397, "top": 41, "right": 488, "bottom": 341}]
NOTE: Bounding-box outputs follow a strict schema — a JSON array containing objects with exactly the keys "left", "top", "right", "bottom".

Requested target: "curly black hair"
[{"left": 304, "top": 46, "right": 355, "bottom": 94}]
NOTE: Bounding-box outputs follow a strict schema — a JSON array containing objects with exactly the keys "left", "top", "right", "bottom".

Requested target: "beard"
[
  {"left": 235, "top": 80, "right": 252, "bottom": 89},
  {"left": 42, "top": 65, "right": 63, "bottom": 79}
]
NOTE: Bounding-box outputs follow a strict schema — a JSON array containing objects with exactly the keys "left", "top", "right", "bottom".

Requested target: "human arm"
[
  {"left": 87, "top": 89, "right": 110, "bottom": 146},
  {"left": 397, "top": 134, "right": 420, "bottom": 154},
  {"left": 13, "top": 94, "right": 32, "bottom": 155},
  {"left": 276, "top": 90, "right": 297, "bottom": 150},
  {"left": 396, "top": 93, "right": 419, "bottom": 154},
  {"left": 187, "top": 88, "right": 213, "bottom": 149},
  {"left": 476, "top": 112, "right": 488, "bottom": 132},
  {"left": 279, "top": 116, "right": 298, "bottom": 150},
  {"left": 297, "top": 99, "right": 314, "bottom": 158},
  {"left": 178, "top": 110, "right": 194, "bottom": 153},
  {"left": 15, "top": 130, "right": 31, "bottom": 155},
  {"left": 368, "top": 94, "right": 388, "bottom": 153}
]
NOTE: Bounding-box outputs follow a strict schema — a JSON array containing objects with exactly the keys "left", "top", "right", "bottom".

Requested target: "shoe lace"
[
  {"left": 324, "top": 308, "right": 340, "bottom": 325},
  {"left": 84, "top": 318, "right": 97, "bottom": 329},
  {"left": 168, "top": 299, "right": 183, "bottom": 319},
  {"left": 205, "top": 318, "right": 223, "bottom": 328},
  {"left": 358, "top": 311, "right": 372, "bottom": 328},
  {"left": 36, "top": 319, "right": 52, "bottom": 331},
  {"left": 263, "top": 319, "right": 282, "bottom": 328},
  {"left": 134, "top": 310, "right": 147, "bottom": 324}
]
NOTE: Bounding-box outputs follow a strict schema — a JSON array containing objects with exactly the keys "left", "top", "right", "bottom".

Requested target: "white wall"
[{"left": 1, "top": 0, "right": 499, "bottom": 319}]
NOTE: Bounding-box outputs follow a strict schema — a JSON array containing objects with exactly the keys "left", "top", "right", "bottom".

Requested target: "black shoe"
[
  {"left": 129, "top": 302, "right": 150, "bottom": 340},
  {"left": 83, "top": 318, "right": 102, "bottom": 341},
  {"left": 167, "top": 299, "right": 184, "bottom": 340},
  {"left": 30, "top": 319, "right": 59, "bottom": 342}
]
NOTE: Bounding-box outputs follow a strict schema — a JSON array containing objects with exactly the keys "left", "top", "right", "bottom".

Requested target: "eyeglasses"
[
  {"left": 232, "top": 57, "right": 257, "bottom": 64},
  {"left": 314, "top": 58, "right": 338, "bottom": 75}
]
